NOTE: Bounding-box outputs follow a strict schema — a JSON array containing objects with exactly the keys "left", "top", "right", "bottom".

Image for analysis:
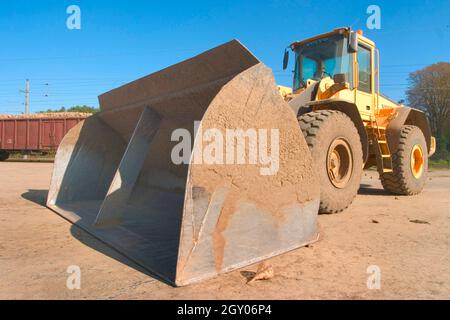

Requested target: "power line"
[{"left": 0, "top": 46, "right": 215, "bottom": 62}]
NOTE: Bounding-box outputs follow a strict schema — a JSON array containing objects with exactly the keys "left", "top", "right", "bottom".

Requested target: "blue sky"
[{"left": 0, "top": 0, "right": 449, "bottom": 114}]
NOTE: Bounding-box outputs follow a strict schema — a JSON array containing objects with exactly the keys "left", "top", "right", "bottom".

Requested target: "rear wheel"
[
  {"left": 298, "top": 110, "right": 363, "bottom": 213},
  {"left": 380, "top": 125, "right": 427, "bottom": 195}
]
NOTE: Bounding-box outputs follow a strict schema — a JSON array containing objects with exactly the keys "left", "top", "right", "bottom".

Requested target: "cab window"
[
  {"left": 357, "top": 45, "right": 372, "bottom": 93},
  {"left": 293, "top": 34, "right": 353, "bottom": 90}
]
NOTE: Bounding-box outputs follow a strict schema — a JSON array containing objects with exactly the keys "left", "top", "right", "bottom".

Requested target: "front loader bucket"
[{"left": 47, "top": 40, "right": 320, "bottom": 286}]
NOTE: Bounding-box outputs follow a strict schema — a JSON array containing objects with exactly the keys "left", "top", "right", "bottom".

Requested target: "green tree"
[
  {"left": 39, "top": 105, "right": 99, "bottom": 114},
  {"left": 67, "top": 105, "right": 99, "bottom": 113},
  {"left": 406, "top": 62, "right": 450, "bottom": 159},
  {"left": 406, "top": 62, "right": 450, "bottom": 138}
]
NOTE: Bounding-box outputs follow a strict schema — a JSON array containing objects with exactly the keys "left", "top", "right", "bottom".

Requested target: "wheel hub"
[
  {"left": 410, "top": 144, "right": 424, "bottom": 179},
  {"left": 327, "top": 138, "right": 353, "bottom": 188}
]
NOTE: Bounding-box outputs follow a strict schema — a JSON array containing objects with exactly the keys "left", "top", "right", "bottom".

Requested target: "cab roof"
[{"left": 289, "top": 27, "right": 375, "bottom": 50}]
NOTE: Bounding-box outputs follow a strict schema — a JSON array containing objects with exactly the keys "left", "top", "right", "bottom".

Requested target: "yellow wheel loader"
[
  {"left": 282, "top": 28, "right": 435, "bottom": 213},
  {"left": 47, "top": 28, "right": 435, "bottom": 286}
]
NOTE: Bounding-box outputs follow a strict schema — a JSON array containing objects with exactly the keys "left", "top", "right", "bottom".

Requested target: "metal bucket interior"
[{"left": 47, "top": 40, "right": 320, "bottom": 286}]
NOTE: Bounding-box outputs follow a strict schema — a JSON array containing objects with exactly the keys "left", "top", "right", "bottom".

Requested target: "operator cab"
[
  {"left": 283, "top": 28, "right": 379, "bottom": 117},
  {"left": 293, "top": 33, "right": 353, "bottom": 91},
  {"left": 284, "top": 28, "right": 377, "bottom": 98}
]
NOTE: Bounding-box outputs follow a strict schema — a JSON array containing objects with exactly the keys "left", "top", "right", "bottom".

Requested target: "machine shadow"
[
  {"left": 21, "top": 189, "right": 48, "bottom": 206},
  {"left": 358, "top": 184, "right": 391, "bottom": 196},
  {"left": 68, "top": 224, "right": 170, "bottom": 284},
  {"left": 21, "top": 190, "right": 171, "bottom": 285}
]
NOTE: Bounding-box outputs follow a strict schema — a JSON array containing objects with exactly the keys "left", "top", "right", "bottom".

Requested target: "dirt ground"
[{"left": 0, "top": 162, "right": 449, "bottom": 299}]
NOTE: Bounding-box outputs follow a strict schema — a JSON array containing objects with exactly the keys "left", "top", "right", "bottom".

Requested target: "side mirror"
[
  {"left": 283, "top": 49, "right": 289, "bottom": 70},
  {"left": 348, "top": 32, "right": 358, "bottom": 53}
]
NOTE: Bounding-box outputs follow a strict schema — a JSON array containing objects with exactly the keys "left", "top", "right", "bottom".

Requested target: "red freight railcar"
[{"left": 0, "top": 113, "right": 90, "bottom": 160}]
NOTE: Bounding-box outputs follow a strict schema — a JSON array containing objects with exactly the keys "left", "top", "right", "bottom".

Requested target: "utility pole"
[{"left": 25, "top": 79, "right": 29, "bottom": 114}]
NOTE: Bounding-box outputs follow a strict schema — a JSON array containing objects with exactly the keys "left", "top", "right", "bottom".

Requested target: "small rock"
[
  {"left": 371, "top": 219, "right": 379, "bottom": 224},
  {"left": 394, "top": 196, "right": 399, "bottom": 200},
  {"left": 247, "top": 262, "right": 274, "bottom": 284}
]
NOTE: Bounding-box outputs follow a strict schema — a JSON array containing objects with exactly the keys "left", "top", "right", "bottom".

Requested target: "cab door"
[{"left": 355, "top": 43, "right": 374, "bottom": 120}]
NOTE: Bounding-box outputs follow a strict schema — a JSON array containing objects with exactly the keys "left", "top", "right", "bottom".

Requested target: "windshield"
[{"left": 293, "top": 34, "right": 353, "bottom": 90}]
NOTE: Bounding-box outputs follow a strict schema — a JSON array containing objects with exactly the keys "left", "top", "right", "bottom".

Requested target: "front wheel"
[
  {"left": 298, "top": 110, "right": 363, "bottom": 213},
  {"left": 380, "top": 125, "right": 428, "bottom": 195}
]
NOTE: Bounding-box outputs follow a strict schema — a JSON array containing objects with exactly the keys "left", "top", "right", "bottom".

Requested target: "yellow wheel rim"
[
  {"left": 410, "top": 144, "right": 424, "bottom": 179},
  {"left": 327, "top": 138, "right": 353, "bottom": 188}
]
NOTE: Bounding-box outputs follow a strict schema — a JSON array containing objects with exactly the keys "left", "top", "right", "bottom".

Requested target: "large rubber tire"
[
  {"left": 380, "top": 125, "right": 428, "bottom": 195},
  {"left": 298, "top": 110, "right": 363, "bottom": 213}
]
